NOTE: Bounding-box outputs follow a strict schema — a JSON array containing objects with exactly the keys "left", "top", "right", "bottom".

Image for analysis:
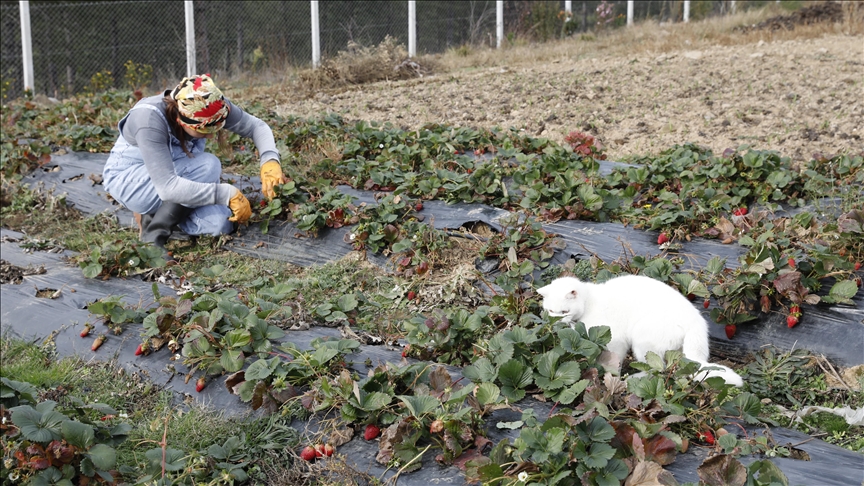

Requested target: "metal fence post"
[
  {"left": 19, "top": 0, "right": 33, "bottom": 92},
  {"left": 565, "top": 1, "right": 571, "bottom": 14},
  {"left": 684, "top": 0, "right": 690, "bottom": 22},
  {"left": 627, "top": 1, "right": 633, "bottom": 26},
  {"left": 184, "top": 0, "right": 196, "bottom": 77},
  {"left": 311, "top": 1, "right": 320, "bottom": 68},
  {"left": 496, "top": 1, "right": 503, "bottom": 48},
  {"left": 408, "top": 1, "right": 416, "bottom": 58}
]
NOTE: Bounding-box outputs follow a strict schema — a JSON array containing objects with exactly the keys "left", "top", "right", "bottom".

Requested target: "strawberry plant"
[
  {"left": 4, "top": 399, "right": 130, "bottom": 485},
  {"left": 228, "top": 338, "right": 359, "bottom": 412},
  {"left": 75, "top": 239, "right": 168, "bottom": 278},
  {"left": 403, "top": 307, "right": 495, "bottom": 365},
  {"left": 290, "top": 187, "right": 359, "bottom": 236},
  {"left": 87, "top": 295, "right": 147, "bottom": 335},
  {"left": 564, "top": 130, "right": 606, "bottom": 159}
]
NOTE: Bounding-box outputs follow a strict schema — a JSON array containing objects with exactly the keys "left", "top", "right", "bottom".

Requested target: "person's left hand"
[{"left": 260, "top": 160, "right": 288, "bottom": 200}]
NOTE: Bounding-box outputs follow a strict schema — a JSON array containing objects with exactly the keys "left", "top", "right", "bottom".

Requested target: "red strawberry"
[
  {"left": 91, "top": 335, "right": 105, "bottom": 351},
  {"left": 80, "top": 325, "right": 92, "bottom": 338},
  {"left": 100, "top": 414, "right": 115, "bottom": 421},
  {"left": 314, "top": 444, "right": 326, "bottom": 457},
  {"left": 300, "top": 446, "right": 317, "bottom": 462},
  {"left": 790, "top": 305, "right": 800, "bottom": 315},
  {"left": 402, "top": 345, "right": 410, "bottom": 358},
  {"left": 787, "top": 315, "right": 799, "bottom": 328},
  {"left": 855, "top": 262, "right": 861, "bottom": 271},
  {"left": 416, "top": 261, "right": 429, "bottom": 275},
  {"left": 364, "top": 424, "right": 381, "bottom": 441},
  {"left": 687, "top": 293, "right": 695, "bottom": 301},
  {"left": 407, "top": 291, "right": 416, "bottom": 300},
  {"left": 703, "top": 299, "right": 710, "bottom": 309},
  {"left": 657, "top": 233, "right": 669, "bottom": 245},
  {"left": 725, "top": 324, "right": 736, "bottom": 339},
  {"left": 195, "top": 377, "right": 206, "bottom": 393},
  {"left": 733, "top": 207, "right": 747, "bottom": 216},
  {"left": 698, "top": 430, "right": 716, "bottom": 445},
  {"left": 787, "top": 257, "right": 796, "bottom": 268},
  {"left": 415, "top": 202, "right": 424, "bottom": 211},
  {"left": 134, "top": 344, "right": 144, "bottom": 356},
  {"left": 323, "top": 444, "right": 334, "bottom": 457}
]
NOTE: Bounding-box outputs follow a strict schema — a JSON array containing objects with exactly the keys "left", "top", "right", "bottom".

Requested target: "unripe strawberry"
[
  {"left": 657, "top": 233, "right": 669, "bottom": 245},
  {"left": 430, "top": 420, "right": 444, "bottom": 434},
  {"left": 703, "top": 299, "right": 710, "bottom": 309},
  {"left": 300, "top": 446, "right": 317, "bottom": 462},
  {"left": 787, "top": 315, "right": 799, "bottom": 328},
  {"left": 195, "top": 377, "right": 206, "bottom": 393},
  {"left": 91, "top": 335, "right": 105, "bottom": 351},
  {"left": 323, "top": 444, "right": 334, "bottom": 457},
  {"left": 724, "top": 324, "right": 736, "bottom": 340},
  {"left": 787, "top": 257, "right": 796, "bottom": 268},
  {"left": 364, "top": 424, "right": 381, "bottom": 441}
]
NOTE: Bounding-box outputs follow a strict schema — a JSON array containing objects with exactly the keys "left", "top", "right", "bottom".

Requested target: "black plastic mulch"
[{"left": 1, "top": 151, "right": 862, "bottom": 484}]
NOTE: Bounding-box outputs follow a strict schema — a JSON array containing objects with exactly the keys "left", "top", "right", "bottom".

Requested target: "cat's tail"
[
  {"left": 692, "top": 362, "right": 744, "bottom": 387},
  {"left": 682, "top": 329, "right": 744, "bottom": 387}
]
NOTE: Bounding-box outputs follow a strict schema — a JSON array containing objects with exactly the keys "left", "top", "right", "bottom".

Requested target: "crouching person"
[{"left": 103, "top": 74, "right": 287, "bottom": 260}]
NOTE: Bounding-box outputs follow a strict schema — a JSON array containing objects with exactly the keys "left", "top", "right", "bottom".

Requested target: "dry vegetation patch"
[{"left": 239, "top": 3, "right": 862, "bottom": 163}]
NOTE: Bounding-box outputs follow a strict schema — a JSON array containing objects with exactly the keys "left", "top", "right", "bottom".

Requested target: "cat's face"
[{"left": 537, "top": 280, "right": 584, "bottom": 321}]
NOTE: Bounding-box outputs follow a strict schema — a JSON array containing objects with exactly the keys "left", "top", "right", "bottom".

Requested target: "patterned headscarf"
[{"left": 171, "top": 74, "right": 229, "bottom": 133}]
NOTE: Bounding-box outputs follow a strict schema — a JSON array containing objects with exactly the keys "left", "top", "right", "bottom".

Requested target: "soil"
[{"left": 276, "top": 32, "right": 862, "bottom": 163}]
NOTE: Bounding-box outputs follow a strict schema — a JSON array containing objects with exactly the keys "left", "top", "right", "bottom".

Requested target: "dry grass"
[
  {"left": 296, "top": 36, "right": 441, "bottom": 94},
  {"left": 232, "top": 1, "right": 860, "bottom": 102},
  {"left": 435, "top": 1, "right": 863, "bottom": 73},
  {"left": 259, "top": 447, "right": 378, "bottom": 486}
]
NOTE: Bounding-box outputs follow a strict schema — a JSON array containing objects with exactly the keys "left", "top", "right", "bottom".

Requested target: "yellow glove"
[
  {"left": 227, "top": 187, "right": 252, "bottom": 224},
  {"left": 260, "top": 160, "right": 288, "bottom": 201}
]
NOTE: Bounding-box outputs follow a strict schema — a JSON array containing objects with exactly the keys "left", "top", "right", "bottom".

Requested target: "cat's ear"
[
  {"left": 566, "top": 290, "right": 578, "bottom": 300},
  {"left": 536, "top": 285, "right": 549, "bottom": 297}
]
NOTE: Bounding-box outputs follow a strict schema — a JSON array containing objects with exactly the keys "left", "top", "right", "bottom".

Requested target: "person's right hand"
[{"left": 227, "top": 187, "right": 251, "bottom": 223}]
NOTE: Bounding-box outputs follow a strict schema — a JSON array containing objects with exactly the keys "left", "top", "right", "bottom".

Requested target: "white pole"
[
  {"left": 730, "top": 0, "right": 736, "bottom": 14},
  {"left": 19, "top": 1, "right": 34, "bottom": 93},
  {"left": 408, "top": 1, "right": 416, "bottom": 58},
  {"left": 683, "top": 0, "right": 690, "bottom": 22},
  {"left": 184, "top": 1, "right": 196, "bottom": 77},
  {"left": 496, "top": 1, "right": 503, "bottom": 48},
  {"left": 627, "top": 1, "right": 634, "bottom": 26},
  {"left": 564, "top": 1, "right": 571, "bottom": 14},
  {"left": 311, "top": 1, "right": 320, "bottom": 68}
]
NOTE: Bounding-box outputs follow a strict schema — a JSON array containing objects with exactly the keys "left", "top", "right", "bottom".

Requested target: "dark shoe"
[{"left": 140, "top": 202, "right": 193, "bottom": 262}]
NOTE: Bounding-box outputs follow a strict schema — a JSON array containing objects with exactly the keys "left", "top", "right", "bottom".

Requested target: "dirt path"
[{"left": 278, "top": 33, "right": 862, "bottom": 162}]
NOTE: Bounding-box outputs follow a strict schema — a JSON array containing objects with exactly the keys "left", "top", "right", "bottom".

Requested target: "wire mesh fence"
[{"left": 1, "top": 0, "right": 784, "bottom": 101}]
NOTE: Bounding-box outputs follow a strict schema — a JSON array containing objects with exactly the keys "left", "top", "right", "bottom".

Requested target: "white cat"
[{"left": 536, "top": 275, "right": 744, "bottom": 387}]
